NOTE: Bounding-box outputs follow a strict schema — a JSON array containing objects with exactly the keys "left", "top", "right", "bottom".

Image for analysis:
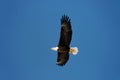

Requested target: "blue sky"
[{"left": 0, "top": 0, "right": 120, "bottom": 80}]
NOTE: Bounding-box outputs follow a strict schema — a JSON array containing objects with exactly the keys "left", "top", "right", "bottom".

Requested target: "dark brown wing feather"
[{"left": 56, "top": 15, "right": 72, "bottom": 66}]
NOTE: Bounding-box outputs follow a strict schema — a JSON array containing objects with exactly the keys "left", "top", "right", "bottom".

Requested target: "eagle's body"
[
  {"left": 51, "top": 15, "right": 78, "bottom": 66},
  {"left": 56, "top": 15, "right": 72, "bottom": 66}
]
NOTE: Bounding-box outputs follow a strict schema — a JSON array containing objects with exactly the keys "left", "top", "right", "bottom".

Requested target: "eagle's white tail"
[{"left": 69, "top": 47, "right": 78, "bottom": 55}]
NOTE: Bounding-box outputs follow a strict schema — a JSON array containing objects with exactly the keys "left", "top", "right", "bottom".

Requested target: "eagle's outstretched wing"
[{"left": 57, "top": 15, "right": 72, "bottom": 66}]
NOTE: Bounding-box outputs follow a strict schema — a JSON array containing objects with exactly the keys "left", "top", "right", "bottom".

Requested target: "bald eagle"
[{"left": 51, "top": 15, "right": 78, "bottom": 66}]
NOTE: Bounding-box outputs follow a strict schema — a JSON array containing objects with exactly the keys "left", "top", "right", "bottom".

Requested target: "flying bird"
[{"left": 51, "top": 15, "right": 78, "bottom": 66}]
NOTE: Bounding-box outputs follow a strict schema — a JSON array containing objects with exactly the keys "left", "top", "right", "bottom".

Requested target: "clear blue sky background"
[{"left": 0, "top": 0, "right": 120, "bottom": 80}]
